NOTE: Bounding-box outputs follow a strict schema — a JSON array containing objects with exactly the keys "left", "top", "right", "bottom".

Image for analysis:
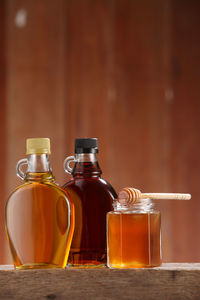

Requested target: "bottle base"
[
  {"left": 68, "top": 250, "right": 106, "bottom": 268},
  {"left": 67, "top": 263, "right": 106, "bottom": 268},
  {"left": 15, "top": 263, "right": 63, "bottom": 270},
  {"left": 107, "top": 262, "right": 162, "bottom": 269}
]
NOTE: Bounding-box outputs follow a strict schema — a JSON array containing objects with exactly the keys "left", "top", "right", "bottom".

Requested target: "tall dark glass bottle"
[{"left": 63, "top": 138, "right": 117, "bottom": 267}]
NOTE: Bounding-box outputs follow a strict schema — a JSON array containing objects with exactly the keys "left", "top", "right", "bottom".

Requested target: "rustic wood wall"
[
  {"left": 0, "top": 0, "right": 6, "bottom": 263},
  {"left": 4, "top": 0, "right": 68, "bottom": 263},
  {"left": 0, "top": 0, "right": 200, "bottom": 263},
  {"left": 169, "top": 0, "right": 200, "bottom": 261}
]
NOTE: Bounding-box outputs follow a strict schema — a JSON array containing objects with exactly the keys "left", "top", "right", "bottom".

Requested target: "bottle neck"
[
  {"left": 72, "top": 153, "right": 102, "bottom": 177},
  {"left": 24, "top": 154, "right": 54, "bottom": 182}
]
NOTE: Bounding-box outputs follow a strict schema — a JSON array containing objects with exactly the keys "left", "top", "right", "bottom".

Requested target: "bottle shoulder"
[
  {"left": 62, "top": 177, "right": 117, "bottom": 206},
  {"left": 7, "top": 181, "right": 69, "bottom": 201},
  {"left": 7, "top": 182, "right": 30, "bottom": 197},
  {"left": 63, "top": 177, "right": 117, "bottom": 195},
  {"left": 63, "top": 176, "right": 112, "bottom": 185},
  {"left": 98, "top": 178, "right": 117, "bottom": 198}
]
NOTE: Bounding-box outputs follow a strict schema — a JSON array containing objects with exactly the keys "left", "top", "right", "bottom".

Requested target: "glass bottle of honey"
[
  {"left": 6, "top": 138, "right": 74, "bottom": 269},
  {"left": 107, "top": 187, "right": 161, "bottom": 268},
  {"left": 63, "top": 138, "right": 117, "bottom": 267}
]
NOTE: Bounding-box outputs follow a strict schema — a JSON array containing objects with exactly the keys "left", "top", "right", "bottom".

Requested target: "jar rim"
[{"left": 113, "top": 198, "right": 154, "bottom": 212}]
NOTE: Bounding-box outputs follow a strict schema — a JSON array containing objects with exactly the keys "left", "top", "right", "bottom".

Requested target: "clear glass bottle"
[
  {"left": 6, "top": 138, "right": 74, "bottom": 269},
  {"left": 107, "top": 190, "right": 161, "bottom": 268},
  {"left": 63, "top": 138, "right": 117, "bottom": 267}
]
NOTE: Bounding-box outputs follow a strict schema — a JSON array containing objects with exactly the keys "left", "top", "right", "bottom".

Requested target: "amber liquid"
[
  {"left": 107, "top": 211, "right": 161, "bottom": 268},
  {"left": 63, "top": 161, "right": 116, "bottom": 267},
  {"left": 6, "top": 173, "right": 74, "bottom": 269}
]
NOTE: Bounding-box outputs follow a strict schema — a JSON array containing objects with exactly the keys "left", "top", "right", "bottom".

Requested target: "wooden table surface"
[{"left": 0, "top": 263, "right": 200, "bottom": 300}]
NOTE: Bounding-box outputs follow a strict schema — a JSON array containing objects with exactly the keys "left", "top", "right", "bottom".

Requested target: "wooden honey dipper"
[{"left": 118, "top": 187, "right": 191, "bottom": 206}]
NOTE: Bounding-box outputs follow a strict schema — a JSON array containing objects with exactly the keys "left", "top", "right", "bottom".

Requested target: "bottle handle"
[
  {"left": 63, "top": 156, "right": 75, "bottom": 174},
  {"left": 16, "top": 158, "right": 28, "bottom": 180}
]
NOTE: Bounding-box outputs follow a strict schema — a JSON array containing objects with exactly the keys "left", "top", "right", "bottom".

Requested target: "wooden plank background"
[
  {"left": 0, "top": 0, "right": 200, "bottom": 263},
  {"left": 0, "top": 0, "right": 6, "bottom": 263}
]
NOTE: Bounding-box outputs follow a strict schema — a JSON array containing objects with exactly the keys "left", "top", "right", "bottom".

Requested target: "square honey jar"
[
  {"left": 107, "top": 187, "right": 191, "bottom": 268},
  {"left": 107, "top": 196, "right": 161, "bottom": 268}
]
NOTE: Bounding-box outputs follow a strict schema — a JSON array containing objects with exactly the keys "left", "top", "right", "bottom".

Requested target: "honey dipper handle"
[{"left": 141, "top": 193, "right": 191, "bottom": 200}]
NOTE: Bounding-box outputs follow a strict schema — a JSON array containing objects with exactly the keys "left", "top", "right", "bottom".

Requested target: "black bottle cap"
[{"left": 75, "top": 138, "right": 98, "bottom": 154}]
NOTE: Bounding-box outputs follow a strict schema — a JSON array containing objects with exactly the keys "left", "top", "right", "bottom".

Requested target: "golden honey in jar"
[{"left": 107, "top": 198, "right": 161, "bottom": 268}]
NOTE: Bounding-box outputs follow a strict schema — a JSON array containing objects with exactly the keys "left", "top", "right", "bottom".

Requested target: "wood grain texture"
[
  {"left": 1, "top": 0, "right": 200, "bottom": 265},
  {"left": 0, "top": 0, "right": 6, "bottom": 264},
  {"left": 169, "top": 0, "right": 200, "bottom": 262},
  {"left": 65, "top": 0, "right": 176, "bottom": 262},
  {"left": 6, "top": 0, "right": 68, "bottom": 189},
  {"left": 5, "top": 0, "right": 68, "bottom": 262},
  {"left": 0, "top": 264, "right": 199, "bottom": 299}
]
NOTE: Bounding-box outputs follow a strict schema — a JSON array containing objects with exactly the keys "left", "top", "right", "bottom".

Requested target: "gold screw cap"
[{"left": 26, "top": 138, "right": 51, "bottom": 155}]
